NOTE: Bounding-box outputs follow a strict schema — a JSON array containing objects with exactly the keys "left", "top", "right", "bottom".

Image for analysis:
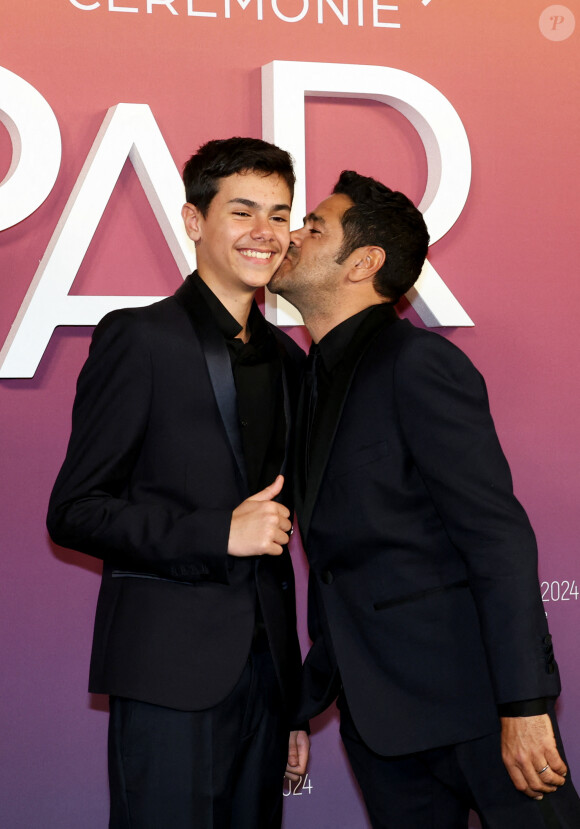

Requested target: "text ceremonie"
[{"left": 68, "top": 0, "right": 402, "bottom": 27}]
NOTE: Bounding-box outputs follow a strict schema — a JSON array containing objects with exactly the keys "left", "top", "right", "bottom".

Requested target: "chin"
[
  {"left": 269, "top": 264, "right": 292, "bottom": 289},
  {"left": 267, "top": 276, "right": 285, "bottom": 296},
  {"left": 241, "top": 270, "right": 276, "bottom": 288}
]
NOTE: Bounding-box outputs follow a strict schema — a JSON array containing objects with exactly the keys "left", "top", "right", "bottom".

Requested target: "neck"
[
  {"left": 302, "top": 297, "right": 384, "bottom": 343},
  {"left": 304, "top": 312, "right": 347, "bottom": 344},
  {"left": 286, "top": 280, "right": 385, "bottom": 343}
]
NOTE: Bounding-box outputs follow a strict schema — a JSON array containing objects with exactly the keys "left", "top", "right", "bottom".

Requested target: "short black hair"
[
  {"left": 182, "top": 137, "right": 295, "bottom": 216},
  {"left": 333, "top": 170, "right": 429, "bottom": 302}
]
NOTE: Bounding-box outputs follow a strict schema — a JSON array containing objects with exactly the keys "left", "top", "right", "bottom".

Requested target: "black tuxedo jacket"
[
  {"left": 297, "top": 304, "right": 560, "bottom": 757},
  {"left": 47, "top": 274, "right": 304, "bottom": 713}
]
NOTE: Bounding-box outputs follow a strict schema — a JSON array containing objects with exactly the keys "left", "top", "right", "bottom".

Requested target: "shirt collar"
[
  {"left": 316, "top": 304, "right": 384, "bottom": 372},
  {"left": 193, "top": 272, "right": 243, "bottom": 340},
  {"left": 192, "top": 272, "right": 271, "bottom": 350}
]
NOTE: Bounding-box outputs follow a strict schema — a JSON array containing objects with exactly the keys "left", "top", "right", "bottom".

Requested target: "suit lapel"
[
  {"left": 278, "top": 355, "right": 292, "bottom": 479},
  {"left": 175, "top": 274, "right": 249, "bottom": 496},
  {"left": 293, "top": 375, "right": 309, "bottom": 510},
  {"left": 269, "top": 330, "right": 293, "bottom": 480},
  {"left": 298, "top": 304, "right": 399, "bottom": 542}
]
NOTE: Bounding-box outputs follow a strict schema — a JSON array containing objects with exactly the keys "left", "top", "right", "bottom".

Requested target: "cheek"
[
  {"left": 304, "top": 251, "right": 325, "bottom": 272},
  {"left": 276, "top": 228, "right": 290, "bottom": 247}
]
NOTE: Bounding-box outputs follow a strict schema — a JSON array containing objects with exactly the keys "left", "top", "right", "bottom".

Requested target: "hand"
[
  {"left": 285, "top": 730, "right": 310, "bottom": 782},
  {"left": 501, "top": 714, "right": 567, "bottom": 799},
  {"left": 227, "top": 475, "right": 291, "bottom": 558}
]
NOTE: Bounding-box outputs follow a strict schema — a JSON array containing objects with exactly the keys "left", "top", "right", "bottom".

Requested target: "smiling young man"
[
  {"left": 47, "top": 137, "right": 309, "bottom": 829},
  {"left": 269, "top": 170, "right": 580, "bottom": 828}
]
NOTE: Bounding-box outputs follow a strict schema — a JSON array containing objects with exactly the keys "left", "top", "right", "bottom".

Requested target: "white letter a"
[{"left": 0, "top": 104, "right": 195, "bottom": 378}]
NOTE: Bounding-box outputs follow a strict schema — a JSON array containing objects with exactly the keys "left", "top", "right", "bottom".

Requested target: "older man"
[{"left": 270, "top": 170, "right": 580, "bottom": 828}]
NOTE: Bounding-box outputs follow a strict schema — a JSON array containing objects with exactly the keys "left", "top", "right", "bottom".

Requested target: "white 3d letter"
[
  {"left": 0, "top": 66, "right": 62, "bottom": 230},
  {"left": 262, "top": 60, "right": 473, "bottom": 327},
  {"left": 0, "top": 104, "right": 196, "bottom": 378}
]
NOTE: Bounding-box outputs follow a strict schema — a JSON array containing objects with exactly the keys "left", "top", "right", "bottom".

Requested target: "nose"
[
  {"left": 289, "top": 226, "right": 306, "bottom": 247},
  {"left": 250, "top": 215, "right": 274, "bottom": 241}
]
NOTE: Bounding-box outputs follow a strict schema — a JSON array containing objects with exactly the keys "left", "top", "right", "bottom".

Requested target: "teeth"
[{"left": 240, "top": 250, "right": 272, "bottom": 260}]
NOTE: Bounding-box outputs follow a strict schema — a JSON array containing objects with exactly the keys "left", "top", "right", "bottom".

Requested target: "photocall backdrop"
[{"left": 1, "top": 2, "right": 578, "bottom": 826}]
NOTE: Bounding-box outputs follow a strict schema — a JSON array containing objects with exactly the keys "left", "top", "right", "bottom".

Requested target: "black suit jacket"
[
  {"left": 47, "top": 274, "right": 305, "bottom": 713},
  {"left": 297, "top": 304, "right": 560, "bottom": 756}
]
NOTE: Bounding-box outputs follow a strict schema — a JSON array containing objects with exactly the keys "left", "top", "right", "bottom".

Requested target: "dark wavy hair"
[
  {"left": 182, "top": 137, "right": 295, "bottom": 215},
  {"left": 333, "top": 170, "right": 429, "bottom": 302}
]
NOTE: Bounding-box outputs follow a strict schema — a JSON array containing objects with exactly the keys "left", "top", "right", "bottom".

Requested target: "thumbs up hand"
[{"left": 227, "top": 475, "right": 292, "bottom": 557}]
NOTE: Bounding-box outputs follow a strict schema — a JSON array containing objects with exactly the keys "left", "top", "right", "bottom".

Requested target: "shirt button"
[
  {"left": 321, "top": 569, "right": 334, "bottom": 585},
  {"left": 240, "top": 420, "right": 248, "bottom": 427}
]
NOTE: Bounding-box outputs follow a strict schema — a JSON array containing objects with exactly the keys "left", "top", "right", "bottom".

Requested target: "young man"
[
  {"left": 269, "top": 170, "right": 580, "bottom": 828},
  {"left": 47, "top": 137, "right": 309, "bottom": 829}
]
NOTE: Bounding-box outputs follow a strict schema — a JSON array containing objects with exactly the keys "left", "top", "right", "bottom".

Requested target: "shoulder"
[
  {"left": 82, "top": 298, "right": 199, "bottom": 388},
  {"left": 92, "top": 295, "right": 190, "bottom": 348},
  {"left": 361, "top": 320, "right": 488, "bottom": 406},
  {"left": 375, "top": 319, "right": 481, "bottom": 378},
  {"left": 376, "top": 323, "right": 490, "bottom": 415}
]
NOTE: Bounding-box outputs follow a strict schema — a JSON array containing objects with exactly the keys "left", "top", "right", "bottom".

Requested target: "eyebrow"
[
  {"left": 227, "top": 198, "right": 291, "bottom": 212},
  {"left": 304, "top": 211, "right": 326, "bottom": 225}
]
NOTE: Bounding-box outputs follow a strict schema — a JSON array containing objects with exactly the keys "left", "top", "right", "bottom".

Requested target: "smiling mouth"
[{"left": 239, "top": 249, "right": 274, "bottom": 261}]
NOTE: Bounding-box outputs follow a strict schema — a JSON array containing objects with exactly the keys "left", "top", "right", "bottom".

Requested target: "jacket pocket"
[
  {"left": 373, "top": 579, "right": 469, "bottom": 611},
  {"left": 111, "top": 570, "right": 189, "bottom": 586},
  {"left": 330, "top": 440, "right": 390, "bottom": 479}
]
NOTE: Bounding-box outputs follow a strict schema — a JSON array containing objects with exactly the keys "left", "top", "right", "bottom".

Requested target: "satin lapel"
[
  {"left": 270, "top": 333, "right": 292, "bottom": 479},
  {"left": 174, "top": 275, "right": 249, "bottom": 496},
  {"left": 292, "top": 376, "right": 309, "bottom": 518},
  {"left": 300, "top": 304, "right": 399, "bottom": 542},
  {"left": 279, "top": 364, "right": 291, "bottom": 478}
]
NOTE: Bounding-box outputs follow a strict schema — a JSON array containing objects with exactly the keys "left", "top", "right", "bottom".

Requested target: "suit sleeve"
[
  {"left": 394, "top": 333, "right": 558, "bottom": 704},
  {"left": 47, "top": 310, "right": 232, "bottom": 583}
]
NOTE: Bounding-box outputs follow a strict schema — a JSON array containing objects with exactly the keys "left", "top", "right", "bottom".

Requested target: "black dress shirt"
[
  {"left": 193, "top": 275, "right": 289, "bottom": 649},
  {"left": 305, "top": 305, "right": 377, "bottom": 477},
  {"left": 194, "top": 275, "right": 285, "bottom": 495}
]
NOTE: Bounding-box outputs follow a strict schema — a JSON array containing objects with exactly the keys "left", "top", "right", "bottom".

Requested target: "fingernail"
[{"left": 534, "top": 796, "right": 543, "bottom": 801}]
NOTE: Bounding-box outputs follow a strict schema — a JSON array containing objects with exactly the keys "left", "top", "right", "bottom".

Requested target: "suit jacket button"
[
  {"left": 321, "top": 569, "right": 334, "bottom": 585},
  {"left": 546, "top": 662, "right": 555, "bottom": 674},
  {"left": 543, "top": 634, "right": 552, "bottom": 646}
]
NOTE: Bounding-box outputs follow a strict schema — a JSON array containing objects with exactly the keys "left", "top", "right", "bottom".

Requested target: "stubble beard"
[
  {"left": 270, "top": 279, "right": 307, "bottom": 319},
  {"left": 270, "top": 256, "right": 341, "bottom": 323}
]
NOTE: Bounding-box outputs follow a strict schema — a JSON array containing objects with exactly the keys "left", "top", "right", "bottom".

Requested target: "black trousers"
[
  {"left": 108, "top": 648, "right": 289, "bottom": 829},
  {"left": 339, "top": 696, "right": 580, "bottom": 829}
]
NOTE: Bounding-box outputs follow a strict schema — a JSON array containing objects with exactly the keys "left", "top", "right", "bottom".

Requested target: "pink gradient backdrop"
[{"left": 1, "top": 2, "right": 579, "bottom": 826}]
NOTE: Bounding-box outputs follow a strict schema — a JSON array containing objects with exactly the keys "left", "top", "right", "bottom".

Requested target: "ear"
[
  {"left": 348, "top": 246, "right": 386, "bottom": 283},
  {"left": 182, "top": 203, "right": 203, "bottom": 243}
]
